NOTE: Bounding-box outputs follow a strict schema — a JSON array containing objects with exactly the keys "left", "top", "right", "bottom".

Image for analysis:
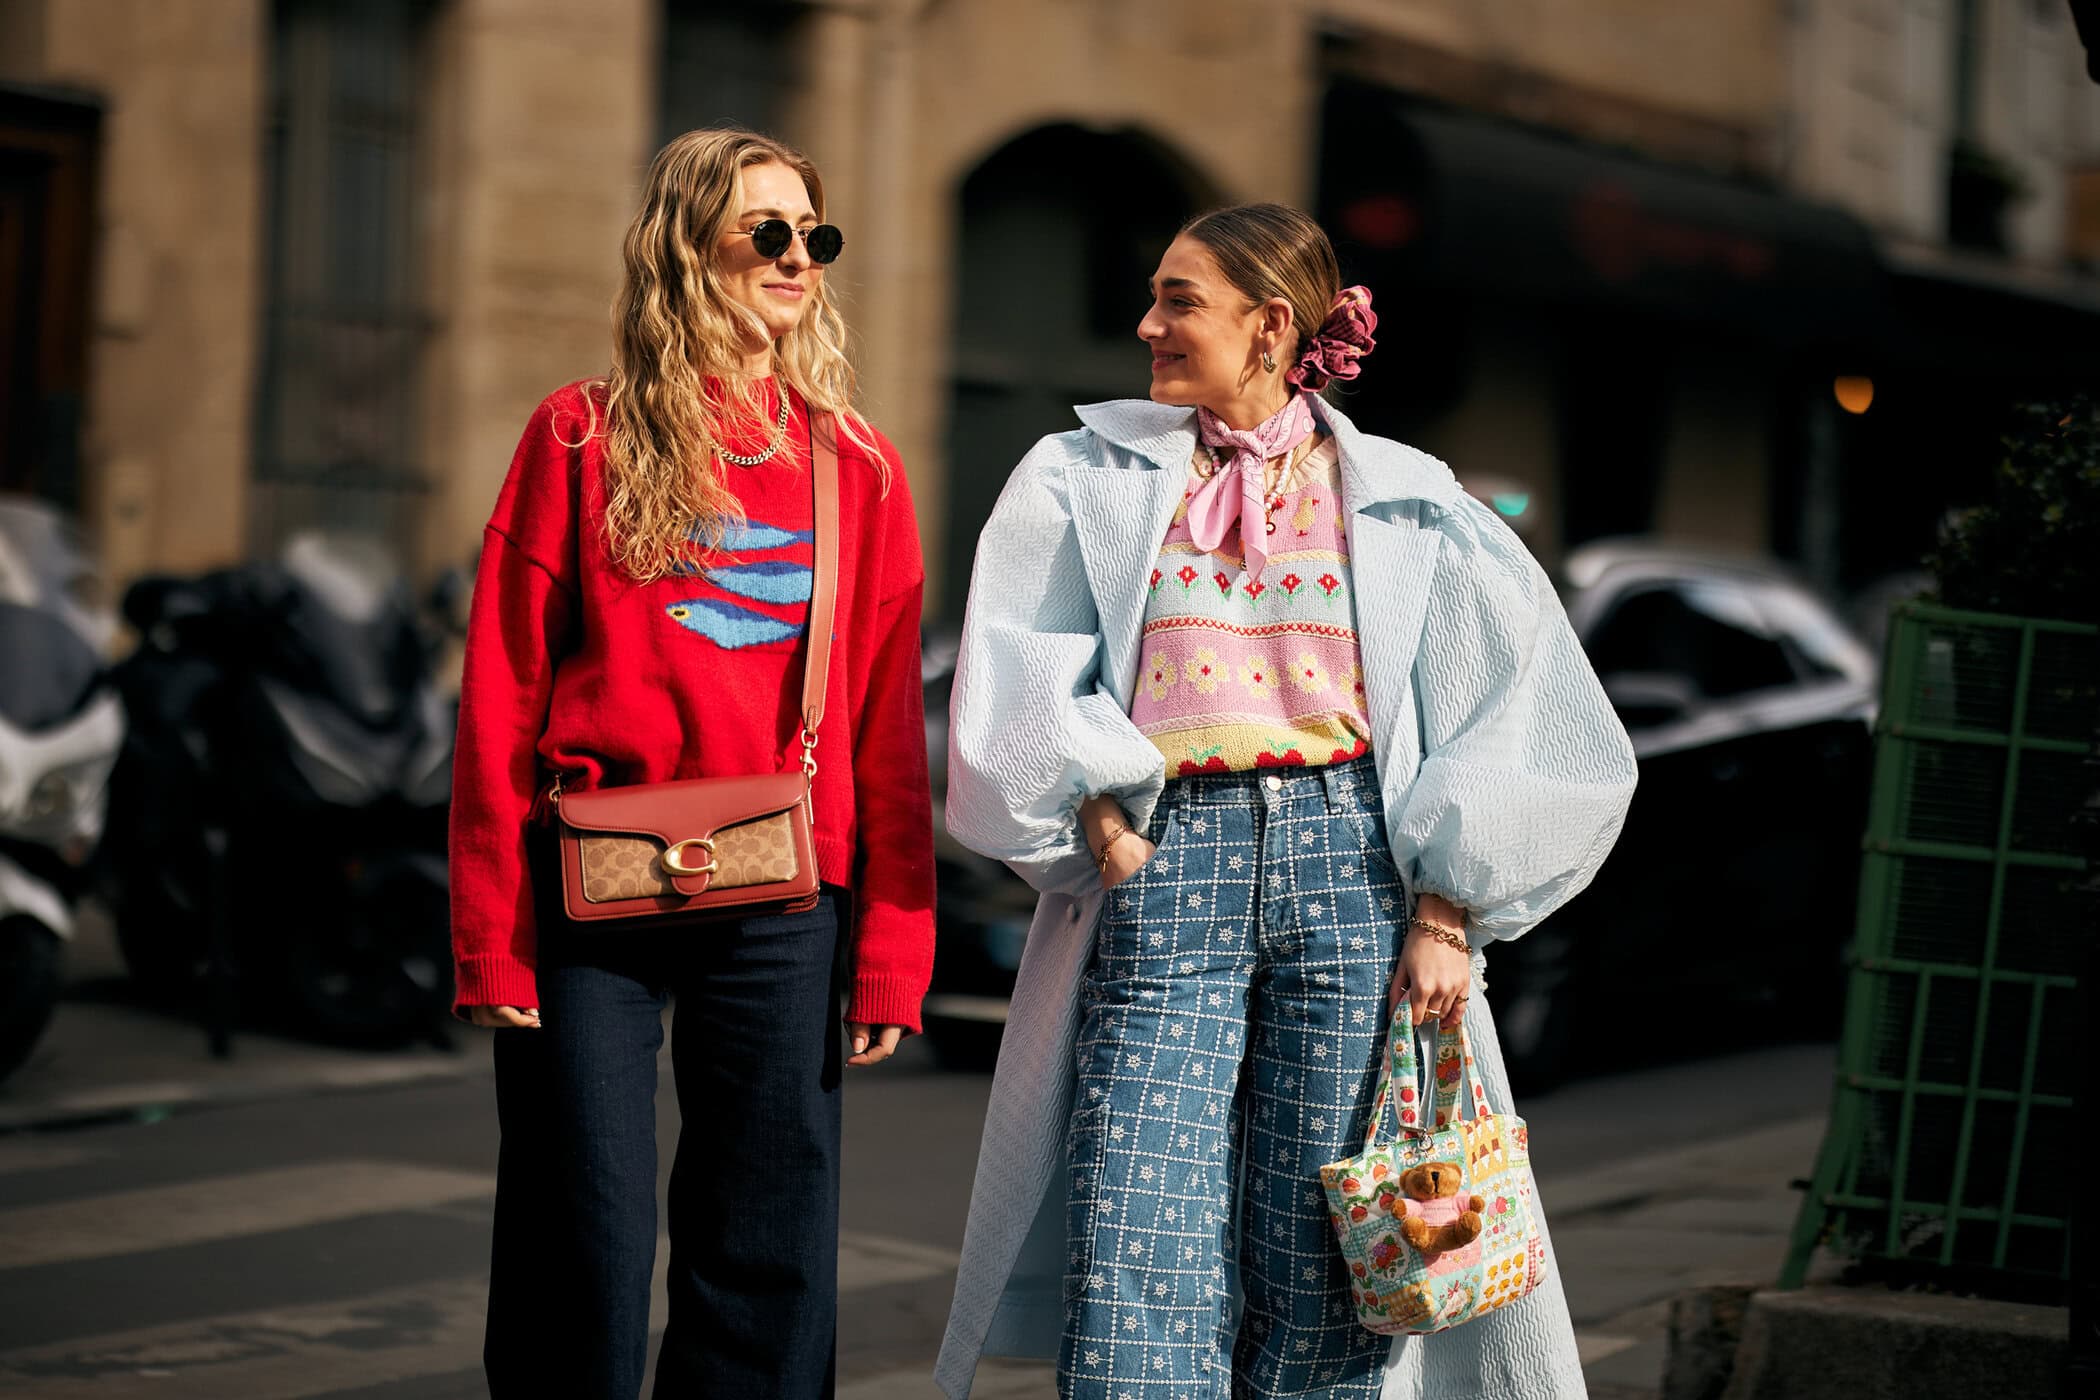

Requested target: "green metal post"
[{"left": 1937, "top": 623, "right": 2035, "bottom": 1268}]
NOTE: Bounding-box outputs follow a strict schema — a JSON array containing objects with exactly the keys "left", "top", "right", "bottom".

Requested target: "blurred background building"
[{"left": 2, "top": 0, "right": 2097, "bottom": 616}]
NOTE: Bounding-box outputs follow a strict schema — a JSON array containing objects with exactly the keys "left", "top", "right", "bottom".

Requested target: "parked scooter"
[
  {"left": 99, "top": 532, "right": 455, "bottom": 1047},
  {"left": 0, "top": 499, "right": 123, "bottom": 1084}
]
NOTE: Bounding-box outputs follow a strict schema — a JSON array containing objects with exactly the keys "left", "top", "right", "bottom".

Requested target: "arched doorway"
[{"left": 939, "top": 124, "right": 1215, "bottom": 613}]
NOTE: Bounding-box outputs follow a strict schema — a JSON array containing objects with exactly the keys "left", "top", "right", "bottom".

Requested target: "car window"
[
  {"left": 1752, "top": 584, "right": 1867, "bottom": 684},
  {"left": 1586, "top": 582, "right": 1796, "bottom": 699}
]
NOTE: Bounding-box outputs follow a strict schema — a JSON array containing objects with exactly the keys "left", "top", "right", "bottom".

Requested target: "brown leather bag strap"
[{"left": 799, "top": 413, "right": 841, "bottom": 750}]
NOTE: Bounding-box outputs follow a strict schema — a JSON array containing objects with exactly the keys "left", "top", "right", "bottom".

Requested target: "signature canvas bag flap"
[
  {"left": 1318, "top": 1006, "right": 1547, "bottom": 1335},
  {"left": 559, "top": 772, "right": 817, "bottom": 911},
  {"left": 551, "top": 414, "right": 841, "bottom": 926}
]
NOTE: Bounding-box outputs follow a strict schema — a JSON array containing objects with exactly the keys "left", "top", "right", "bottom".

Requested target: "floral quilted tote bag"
[{"left": 1318, "top": 1006, "right": 1547, "bottom": 1334}]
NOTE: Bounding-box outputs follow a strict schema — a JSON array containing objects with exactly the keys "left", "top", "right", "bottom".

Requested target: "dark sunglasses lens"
[
  {"left": 806, "top": 224, "right": 844, "bottom": 264},
  {"left": 749, "top": 219, "right": 792, "bottom": 258}
]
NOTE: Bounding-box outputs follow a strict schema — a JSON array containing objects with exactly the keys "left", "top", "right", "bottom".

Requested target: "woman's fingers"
[
  {"left": 1388, "top": 973, "right": 1470, "bottom": 1024},
  {"left": 1396, "top": 924, "right": 1473, "bottom": 1024},
  {"left": 845, "top": 1023, "right": 906, "bottom": 1067},
  {"left": 466, "top": 1005, "right": 540, "bottom": 1030},
  {"left": 1100, "top": 837, "right": 1158, "bottom": 889}
]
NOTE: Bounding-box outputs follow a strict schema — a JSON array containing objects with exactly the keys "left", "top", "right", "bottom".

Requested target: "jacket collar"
[{"left": 1071, "top": 396, "right": 1461, "bottom": 516}]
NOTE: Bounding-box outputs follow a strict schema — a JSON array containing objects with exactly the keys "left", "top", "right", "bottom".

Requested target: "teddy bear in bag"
[{"left": 1394, "top": 1160, "right": 1486, "bottom": 1256}]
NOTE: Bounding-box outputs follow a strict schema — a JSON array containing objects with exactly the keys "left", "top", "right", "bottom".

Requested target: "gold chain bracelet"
[
  {"left": 1094, "top": 824, "right": 1133, "bottom": 873},
  {"left": 1407, "top": 915, "right": 1472, "bottom": 956}
]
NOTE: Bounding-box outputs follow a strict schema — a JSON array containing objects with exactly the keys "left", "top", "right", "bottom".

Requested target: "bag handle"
[
  {"left": 1362, "top": 1005, "right": 1496, "bottom": 1152},
  {"left": 795, "top": 413, "right": 841, "bottom": 779}
]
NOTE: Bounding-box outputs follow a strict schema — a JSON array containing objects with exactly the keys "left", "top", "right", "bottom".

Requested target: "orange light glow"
[{"left": 1834, "top": 376, "right": 1874, "bottom": 414}]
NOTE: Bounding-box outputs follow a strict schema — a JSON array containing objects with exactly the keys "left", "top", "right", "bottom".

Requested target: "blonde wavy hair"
[{"left": 581, "top": 128, "right": 879, "bottom": 582}]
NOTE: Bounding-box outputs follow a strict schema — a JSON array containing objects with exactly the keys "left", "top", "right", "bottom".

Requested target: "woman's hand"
[
  {"left": 465, "top": 1005, "right": 541, "bottom": 1029},
  {"left": 846, "top": 1023, "right": 905, "bottom": 1067},
  {"left": 1080, "top": 794, "right": 1155, "bottom": 889},
  {"left": 1388, "top": 895, "right": 1472, "bottom": 1026},
  {"left": 1097, "top": 832, "right": 1158, "bottom": 888}
]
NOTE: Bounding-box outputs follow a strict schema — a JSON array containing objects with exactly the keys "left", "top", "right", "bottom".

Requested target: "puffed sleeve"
[
  {"left": 945, "top": 432, "right": 1167, "bottom": 898},
  {"left": 1391, "top": 496, "right": 1637, "bottom": 941}
]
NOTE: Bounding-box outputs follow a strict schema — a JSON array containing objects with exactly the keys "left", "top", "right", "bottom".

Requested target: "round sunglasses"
[{"left": 742, "top": 219, "right": 844, "bottom": 265}]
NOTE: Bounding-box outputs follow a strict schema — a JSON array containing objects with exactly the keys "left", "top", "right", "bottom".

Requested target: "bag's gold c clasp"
[{"left": 661, "top": 837, "right": 719, "bottom": 878}]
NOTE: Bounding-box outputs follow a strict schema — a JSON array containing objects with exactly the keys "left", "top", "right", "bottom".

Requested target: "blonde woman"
[
  {"left": 938, "top": 204, "right": 1634, "bottom": 1398},
  {"left": 449, "top": 128, "right": 934, "bottom": 1398}
]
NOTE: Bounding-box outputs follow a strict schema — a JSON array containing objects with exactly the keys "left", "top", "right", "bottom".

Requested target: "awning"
[
  {"left": 1873, "top": 239, "right": 2100, "bottom": 381},
  {"left": 1317, "top": 83, "right": 1888, "bottom": 348}
]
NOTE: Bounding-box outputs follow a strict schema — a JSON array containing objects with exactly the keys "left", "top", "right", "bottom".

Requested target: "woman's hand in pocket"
[
  {"left": 1099, "top": 833, "right": 1159, "bottom": 889},
  {"left": 1080, "top": 794, "right": 1155, "bottom": 889}
]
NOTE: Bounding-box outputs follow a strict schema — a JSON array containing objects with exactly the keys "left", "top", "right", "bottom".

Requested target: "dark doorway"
[
  {"left": 940, "top": 124, "right": 1216, "bottom": 616},
  {"left": 0, "top": 86, "right": 99, "bottom": 511}
]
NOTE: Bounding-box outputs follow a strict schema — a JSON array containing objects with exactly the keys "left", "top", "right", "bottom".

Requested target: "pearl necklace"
[{"left": 717, "top": 391, "right": 792, "bottom": 467}]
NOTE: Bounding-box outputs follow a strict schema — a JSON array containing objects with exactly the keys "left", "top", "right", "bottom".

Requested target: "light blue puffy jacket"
[{"left": 935, "top": 396, "right": 1635, "bottom": 1400}]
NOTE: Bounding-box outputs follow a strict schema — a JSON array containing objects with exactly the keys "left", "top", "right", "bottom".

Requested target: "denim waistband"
[{"left": 1157, "top": 753, "right": 1380, "bottom": 811}]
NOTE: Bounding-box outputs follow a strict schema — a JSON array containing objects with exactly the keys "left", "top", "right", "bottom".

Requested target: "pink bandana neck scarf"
[{"left": 1189, "top": 392, "right": 1318, "bottom": 581}]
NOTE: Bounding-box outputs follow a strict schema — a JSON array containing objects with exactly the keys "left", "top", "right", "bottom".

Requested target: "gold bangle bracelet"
[{"left": 1407, "top": 915, "right": 1472, "bottom": 956}]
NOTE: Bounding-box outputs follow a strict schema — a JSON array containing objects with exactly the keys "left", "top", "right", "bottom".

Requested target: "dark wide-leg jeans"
[{"left": 485, "top": 880, "right": 846, "bottom": 1400}]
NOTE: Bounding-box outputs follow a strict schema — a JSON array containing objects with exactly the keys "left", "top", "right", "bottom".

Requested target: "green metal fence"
[{"left": 1783, "top": 601, "right": 2098, "bottom": 1290}]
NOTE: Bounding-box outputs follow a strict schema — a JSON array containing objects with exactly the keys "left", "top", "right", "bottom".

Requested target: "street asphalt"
[{"left": 0, "top": 970, "right": 1838, "bottom": 1400}]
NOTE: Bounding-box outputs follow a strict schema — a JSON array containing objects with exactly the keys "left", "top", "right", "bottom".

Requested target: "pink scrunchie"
[{"left": 1287, "top": 285, "right": 1378, "bottom": 391}]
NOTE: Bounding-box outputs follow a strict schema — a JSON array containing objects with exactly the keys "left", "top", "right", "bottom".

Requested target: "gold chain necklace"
[{"left": 717, "top": 391, "right": 793, "bottom": 467}]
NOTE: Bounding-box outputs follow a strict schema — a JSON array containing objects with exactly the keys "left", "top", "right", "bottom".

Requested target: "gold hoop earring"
[{"left": 1261, "top": 348, "right": 1278, "bottom": 373}]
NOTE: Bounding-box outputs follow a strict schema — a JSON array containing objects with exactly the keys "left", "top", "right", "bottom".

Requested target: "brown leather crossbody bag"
[{"left": 546, "top": 415, "right": 840, "bottom": 926}]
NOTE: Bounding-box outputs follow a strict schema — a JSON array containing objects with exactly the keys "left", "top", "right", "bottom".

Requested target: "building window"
[
  {"left": 0, "top": 88, "right": 99, "bottom": 510},
  {"left": 658, "top": 0, "right": 805, "bottom": 145},
  {"left": 1586, "top": 582, "right": 1797, "bottom": 701},
  {"left": 252, "top": 0, "right": 433, "bottom": 557}
]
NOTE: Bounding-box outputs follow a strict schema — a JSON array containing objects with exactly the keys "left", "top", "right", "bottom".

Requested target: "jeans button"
[{"left": 1265, "top": 775, "right": 1283, "bottom": 792}]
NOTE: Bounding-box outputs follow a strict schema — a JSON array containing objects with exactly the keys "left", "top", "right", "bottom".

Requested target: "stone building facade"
[{"left": 1, "top": 0, "right": 2095, "bottom": 611}]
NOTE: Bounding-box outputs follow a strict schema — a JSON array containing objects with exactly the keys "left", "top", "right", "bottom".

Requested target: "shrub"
[{"left": 1926, "top": 395, "right": 2100, "bottom": 625}]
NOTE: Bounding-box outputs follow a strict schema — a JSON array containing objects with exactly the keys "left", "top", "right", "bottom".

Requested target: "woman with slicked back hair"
[
  {"left": 451, "top": 127, "right": 934, "bottom": 1398},
  {"left": 936, "top": 203, "right": 1633, "bottom": 1398}
]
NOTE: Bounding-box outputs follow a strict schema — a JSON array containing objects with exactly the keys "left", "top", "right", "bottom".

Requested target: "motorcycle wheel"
[{"left": 0, "top": 917, "right": 63, "bottom": 1085}]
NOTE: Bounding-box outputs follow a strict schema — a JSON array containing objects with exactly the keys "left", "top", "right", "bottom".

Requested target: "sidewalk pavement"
[
  {"left": 0, "top": 996, "right": 491, "bottom": 1134},
  {"left": 0, "top": 910, "right": 490, "bottom": 1134},
  {"left": 3, "top": 914, "right": 1832, "bottom": 1399},
  {"left": 1546, "top": 1114, "right": 1830, "bottom": 1399},
  {"left": 828, "top": 1113, "right": 1830, "bottom": 1400}
]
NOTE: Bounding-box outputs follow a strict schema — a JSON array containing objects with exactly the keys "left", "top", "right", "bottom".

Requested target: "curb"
[
  {"left": 1664, "top": 1282, "right": 2068, "bottom": 1400},
  {"left": 0, "top": 997, "right": 494, "bottom": 1135}
]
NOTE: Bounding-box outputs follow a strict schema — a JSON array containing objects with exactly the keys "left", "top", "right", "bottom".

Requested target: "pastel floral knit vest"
[{"left": 1131, "top": 434, "right": 1372, "bottom": 777}]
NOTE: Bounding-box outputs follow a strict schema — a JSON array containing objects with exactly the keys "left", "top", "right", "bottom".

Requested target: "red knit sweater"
[{"left": 448, "top": 380, "right": 935, "bottom": 1031}]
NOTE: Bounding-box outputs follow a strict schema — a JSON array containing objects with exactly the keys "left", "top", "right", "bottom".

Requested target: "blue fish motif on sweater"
[
  {"left": 704, "top": 559, "right": 814, "bottom": 604},
  {"left": 663, "top": 517, "right": 813, "bottom": 649},
  {"left": 664, "top": 596, "right": 802, "bottom": 648}
]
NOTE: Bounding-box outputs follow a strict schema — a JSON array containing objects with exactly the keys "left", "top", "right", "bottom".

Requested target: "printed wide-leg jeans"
[{"left": 1060, "top": 756, "right": 1405, "bottom": 1399}]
